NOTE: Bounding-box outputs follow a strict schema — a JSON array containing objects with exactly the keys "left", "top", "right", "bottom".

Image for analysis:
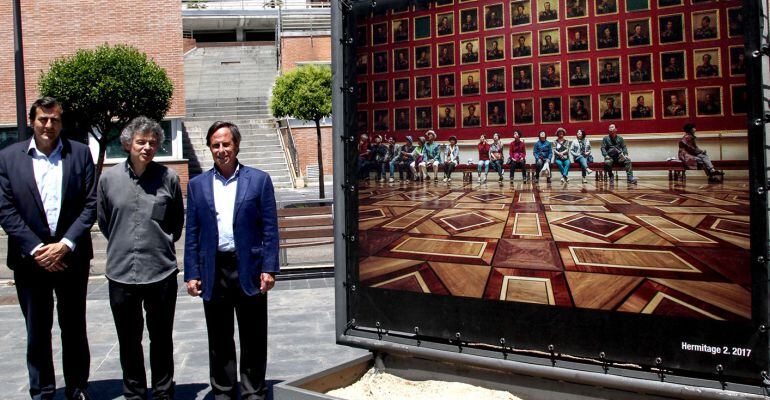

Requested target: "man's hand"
[
  {"left": 260, "top": 272, "right": 276, "bottom": 293},
  {"left": 187, "top": 280, "right": 202, "bottom": 297},
  {"left": 34, "top": 243, "right": 70, "bottom": 271}
]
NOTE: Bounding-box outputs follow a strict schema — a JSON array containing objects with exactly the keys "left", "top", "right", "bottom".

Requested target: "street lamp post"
[{"left": 12, "top": 0, "right": 28, "bottom": 141}]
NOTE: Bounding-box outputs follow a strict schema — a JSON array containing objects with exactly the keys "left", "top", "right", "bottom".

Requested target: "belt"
[{"left": 216, "top": 251, "right": 237, "bottom": 260}]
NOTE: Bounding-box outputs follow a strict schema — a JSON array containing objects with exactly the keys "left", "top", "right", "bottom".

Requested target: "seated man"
[
  {"left": 601, "top": 124, "right": 637, "bottom": 184},
  {"left": 533, "top": 131, "right": 552, "bottom": 183},
  {"left": 679, "top": 123, "right": 724, "bottom": 182}
]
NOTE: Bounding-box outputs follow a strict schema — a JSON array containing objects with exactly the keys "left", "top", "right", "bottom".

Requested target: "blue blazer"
[
  {"left": 0, "top": 138, "right": 96, "bottom": 270},
  {"left": 184, "top": 165, "right": 280, "bottom": 301}
]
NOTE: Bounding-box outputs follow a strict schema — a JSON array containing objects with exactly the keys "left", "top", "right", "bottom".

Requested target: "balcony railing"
[{"left": 182, "top": 0, "right": 331, "bottom": 10}]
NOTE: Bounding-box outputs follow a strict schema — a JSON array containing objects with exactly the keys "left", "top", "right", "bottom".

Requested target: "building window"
[{"left": 0, "top": 128, "right": 18, "bottom": 150}]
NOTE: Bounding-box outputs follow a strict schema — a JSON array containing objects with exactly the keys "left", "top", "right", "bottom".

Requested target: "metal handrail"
[{"left": 284, "top": 118, "right": 301, "bottom": 178}]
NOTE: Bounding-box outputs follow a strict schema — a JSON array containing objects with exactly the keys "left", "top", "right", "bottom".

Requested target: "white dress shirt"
[
  {"left": 213, "top": 165, "right": 240, "bottom": 252},
  {"left": 28, "top": 139, "right": 74, "bottom": 254}
]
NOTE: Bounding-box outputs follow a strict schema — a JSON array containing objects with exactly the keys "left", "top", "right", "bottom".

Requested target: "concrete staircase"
[{"left": 183, "top": 45, "right": 293, "bottom": 188}]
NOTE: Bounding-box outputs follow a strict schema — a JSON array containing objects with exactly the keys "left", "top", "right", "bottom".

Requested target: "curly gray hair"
[{"left": 120, "top": 116, "right": 165, "bottom": 146}]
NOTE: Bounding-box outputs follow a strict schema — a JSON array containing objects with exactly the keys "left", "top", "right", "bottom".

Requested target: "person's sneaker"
[
  {"left": 477, "top": 175, "right": 482, "bottom": 183},
  {"left": 499, "top": 175, "right": 503, "bottom": 182},
  {"left": 434, "top": 176, "right": 438, "bottom": 182},
  {"left": 582, "top": 177, "right": 587, "bottom": 183},
  {"left": 482, "top": 175, "right": 487, "bottom": 183},
  {"left": 586, "top": 168, "right": 594, "bottom": 175},
  {"left": 565, "top": 177, "right": 570, "bottom": 182},
  {"left": 447, "top": 177, "right": 452, "bottom": 182},
  {"left": 627, "top": 176, "right": 638, "bottom": 184},
  {"left": 560, "top": 177, "right": 565, "bottom": 183},
  {"left": 389, "top": 177, "right": 395, "bottom": 182},
  {"left": 607, "top": 173, "right": 614, "bottom": 181},
  {"left": 442, "top": 177, "right": 448, "bottom": 182}
]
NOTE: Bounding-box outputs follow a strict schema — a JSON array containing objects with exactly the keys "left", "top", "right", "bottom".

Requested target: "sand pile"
[{"left": 326, "top": 368, "right": 523, "bottom": 400}]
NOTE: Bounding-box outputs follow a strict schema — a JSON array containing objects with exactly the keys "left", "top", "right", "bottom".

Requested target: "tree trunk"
[
  {"left": 315, "top": 119, "right": 325, "bottom": 199},
  {"left": 94, "top": 135, "right": 107, "bottom": 184}
]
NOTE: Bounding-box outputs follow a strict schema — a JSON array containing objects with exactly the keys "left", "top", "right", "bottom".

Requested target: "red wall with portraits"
[{"left": 354, "top": 0, "right": 747, "bottom": 140}]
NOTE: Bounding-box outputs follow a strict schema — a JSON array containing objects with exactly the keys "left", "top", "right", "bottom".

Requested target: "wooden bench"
[{"left": 278, "top": 204, "right": 333, "bottom": 267}]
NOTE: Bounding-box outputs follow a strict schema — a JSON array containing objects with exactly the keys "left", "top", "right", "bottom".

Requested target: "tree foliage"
[
  {"left": 270, "top": 64, "right": 332, "bottom": 122},
  {"left": 39, "top": 44, "right": 173, "bottom": 175}
]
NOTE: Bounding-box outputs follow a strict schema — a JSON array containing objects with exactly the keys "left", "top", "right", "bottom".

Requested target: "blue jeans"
[
  {"left": 554, "top": 158, "right": 570, "bottom": 178},
  {"left": 389, "top": 158, "right": 398, "bottom": 178},
  {"left": 574, "top": 156, "right": 589, "bottom": 176},
  {"left": 477, "top": 160, "right": 490, "bottom": 174},
  {"left": 490, "top": 159, "right": 503, "bottom": 176}
]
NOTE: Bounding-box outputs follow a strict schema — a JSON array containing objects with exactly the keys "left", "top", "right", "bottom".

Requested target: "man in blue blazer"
[
  {"left": 0, "top": 97, "right": 96, "bottom": 400},
  {"left": 184, "top": 121, "right": 279, "bottom": 400}
]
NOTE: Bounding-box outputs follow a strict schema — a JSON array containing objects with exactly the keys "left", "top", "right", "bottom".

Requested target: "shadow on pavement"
[{"left": 50, "top": 379, "right": 283, "bottom": 399}]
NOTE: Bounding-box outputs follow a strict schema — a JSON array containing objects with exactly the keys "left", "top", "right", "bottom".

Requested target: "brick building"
[{"left": 0, "top": 0, "right": 188, "bottom": 186}]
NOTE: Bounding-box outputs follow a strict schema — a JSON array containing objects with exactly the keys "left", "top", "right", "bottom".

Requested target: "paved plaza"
[{"left": 0, "top": 276, "right": 366, "bottom": 399}]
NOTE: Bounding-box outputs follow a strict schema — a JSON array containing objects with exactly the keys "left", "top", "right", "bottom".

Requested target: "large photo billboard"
[{"left": 344, "top": 0, "right": 767, "bottom": 388}]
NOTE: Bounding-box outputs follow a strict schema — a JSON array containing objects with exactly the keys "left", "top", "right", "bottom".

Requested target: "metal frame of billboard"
[{"left": 332, "top": 0, "right": 770, "bottom": 396}]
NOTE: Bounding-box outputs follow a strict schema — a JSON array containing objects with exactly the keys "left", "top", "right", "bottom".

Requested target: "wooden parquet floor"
[{"left": 358, "top": 178, "right": 752, "bottom": 321}]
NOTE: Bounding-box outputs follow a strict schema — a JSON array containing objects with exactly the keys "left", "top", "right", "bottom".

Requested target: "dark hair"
[
  {"left": 449, "top": 135, "right": 457, "bottom": 143},
  {"left": 28, "top": 97, "right": 62, "bottom": 123},
  {"left": 206, "top": 121, "right": 242, "bottom": 147},
  {"left": 683, "top": 123, "right": 695, "bottom": 133}
]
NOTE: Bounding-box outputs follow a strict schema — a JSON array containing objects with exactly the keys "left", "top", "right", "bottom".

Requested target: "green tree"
[
  {"left": 39, "top": 44, "right": 173, "bottom": 178},
  {"left": 270, "top": 64, "right": 332, "bottom": 199}
]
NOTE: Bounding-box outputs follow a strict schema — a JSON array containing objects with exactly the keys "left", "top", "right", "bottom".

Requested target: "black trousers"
[
  {"left": 15, "top": 264, "right": 90, "bottom": 400},
  {"left": 203, "top": 252, "right": 268, "bottom": 400},
  {"left": 108, "top": 273, "right": 178, "bottom": 400}
]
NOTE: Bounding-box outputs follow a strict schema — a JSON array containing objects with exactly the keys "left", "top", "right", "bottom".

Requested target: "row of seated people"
[{"left": 357, "top": 123, "right": 724, "bottom": 184}]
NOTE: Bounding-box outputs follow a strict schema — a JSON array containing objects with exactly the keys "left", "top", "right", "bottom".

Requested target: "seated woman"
[
  {"left": 477, "top": 134, "right": 491, "bottom": 183},
  {"left": 533, "top": 131, "right": 552, "bottom": 183},
  {"left": 679, "top": 123, "right": 724, "bottom": 182},
  {"left": 489, "top": 133, "right": 505, "bottom": 182},
  {"left": 553, "top": 128, "right": 571, "bottom": 183},
  {"left": 358, "top": 134, "right": 372, "bottom": 180},
  {"left": 442, "top": 136, "right": 459, "bottom": 182},
  {"left": 569, "top": 129, "right": 594, "bottom": 183},
  {"left": 508, "top": 130, "right": 527, "bottom": 182},
  {"left": 394, "top": 136, "right": 415, "bottom": 182},
  {"left": 410, "top": 136, "right": 428, "bottom": 182}
]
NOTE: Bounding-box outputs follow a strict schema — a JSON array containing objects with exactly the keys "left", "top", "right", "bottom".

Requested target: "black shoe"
[{"left": 67, "top": 389, "right": 92, "bottom": 400}]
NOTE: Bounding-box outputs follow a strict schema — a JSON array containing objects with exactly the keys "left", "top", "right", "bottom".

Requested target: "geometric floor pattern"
[{"left": 358, "top": 178, "right": 751, "bottom": 321}]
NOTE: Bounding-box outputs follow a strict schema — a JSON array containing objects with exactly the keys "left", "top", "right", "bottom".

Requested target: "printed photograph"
[
  {"left": 629, "top": 90, "right": 654, "bottom": 120},
  {"left": 355, "top": 110, "right": 367, "bottom": 132},
  {"left": 660, "top": 51, "right": 686, "bottom": 81},
  {"left": 414, "top": 15, "right": 432, "bottom": 40},
  {"left": 485, "top": 67, "right": 506, "bottom": 93},
  {"left": 438, "top": 73, "right": 456, "bottom": 97},
  {"left": 415, "top": 76, "right": 433, "bottom": 99},
  {"left": 485, "top": 36, "right": 506, "bottom": 61},
  {"left": 511, "top": 32, "right": 533, "bottom": 58},
  {"left": 696, "top": 86, "right": 723, "bottom": 117},
  {"left": 693, "top": 48, "right": 721, "bottom": 79},
  {"left": 628, "top": 54, "right": 653, "bottom": 83},
  {"left": 537, "top": 0, "right": 559, "bottom": 22},
  {"left": 462, "top": 102, "right": 482, "bottom": 127},
  {"left": 541, "top": 97, "right": 563, "bottom": 123},
  {"left": 566, "top": 0, "right": 587, "bottom": 18},
  {"left": 394, "top": 108, "right": 410, "bottom": 130},
  {"left": 539, "top": 62, "right": 562, "bottom": 89},
  {"left": 657, "top": 0, "right": 682, "bottom": 8},
  {"left": 355, "top": 53, "right": 368, "bottom": 75},
  {"left": 436, "top": 12, "right": 454, "bottom": 36},
  {"left": 373, "top": 80, "right": 388, "bottom": 103},
  {"left": 598, "top": 57, "right": 621, "bottom": 85},
  {"left": 595, "top": 0, "right": 617, "bottom": 15},
  {"left": 567, "top": 25, "right": 589, "bottom": 52},
  {"left": 461, "top": 70, "right": 481, "bottom": 96},
  {"left": 568, "top": 59, "right": 591, "bottom": 87},
  {"left": 599, "top": 93, "right": 623, "bottom": 120},
  {"left": 437, "top": 42, "right": 456, "bottom": 67},
  {"left": 692, "top": 10, "right": 719, "bottom": 41},
  {"left": 514, "top": 98, "right": 535, "bottom": 124},
  {"left": 731, "top": 85, "right": 747, "bottom": 115},
  {"left": 373, "top": 109, "right": 389, "bottom": 131},
  {"left": 438, "top": 104, "right": 457, "bottom": 128},
  {"left": 414, "top": 45, "right": 432, "bottom": 69},
  {"left": 596, "top": 22, "right": 619, "bottom": 50},
  {"left": 511, "top": 0, "right": 532, "bottom": 25},
  {"left": 512, "top": 64, "right": 534, "bottom": 91},
  {"left": 461, "top": 38, "right": 481, "bottom": 64},
  {"left": 539, "top": 28, "right": 560, "bottom": 55},
  {"left": 487, "top": 100, "right": 507, "bottom": 126},
  {"left": 484, "top": 3, "right": 505, "bottom": 29},
  {"left": 625, "top": 0, "right": 649, "bottom": 12},
  {"left": 392, "top": 19, "right": 409, "bottom": 43},
  {"left": 728, "top": 7, "right": 744, "bottom": 38},
  {"left": 372, "top": 22, "right": 388, "bottom": 45},
  {"left": 730, "top": 46, "right": 746, "bottom": 76},
  {"left": 356, "top": 82, "right": 368, "bottom": 104},
  {"left": 460, "top": 7, "right": 480, "bottom": 33},
  {"left": 658, "top": 14, "right": 684, "bottom": 44},
  {"left": 393, "top": 48, "right": 410, "bottom": 72},
  {"left": 662, "top": 88, "right": 688, "bottom": 118},
  {"left": 626, "top": 18, "right": 651, "bottom": 47},
  {"left": 436, "top": 0, "right": 454, "bottom": 7},
  {"left": 415, "top": 106, "right": 433, "bottom": 129},
  {"left": 569, "top": 95, "right": 592, "bottom": 122},
  {"left": 393, "top": 78, "right": 410, "bottom": 101},
  {"left": 372, "top": 51, "right": 388, "bottom": 74}
]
